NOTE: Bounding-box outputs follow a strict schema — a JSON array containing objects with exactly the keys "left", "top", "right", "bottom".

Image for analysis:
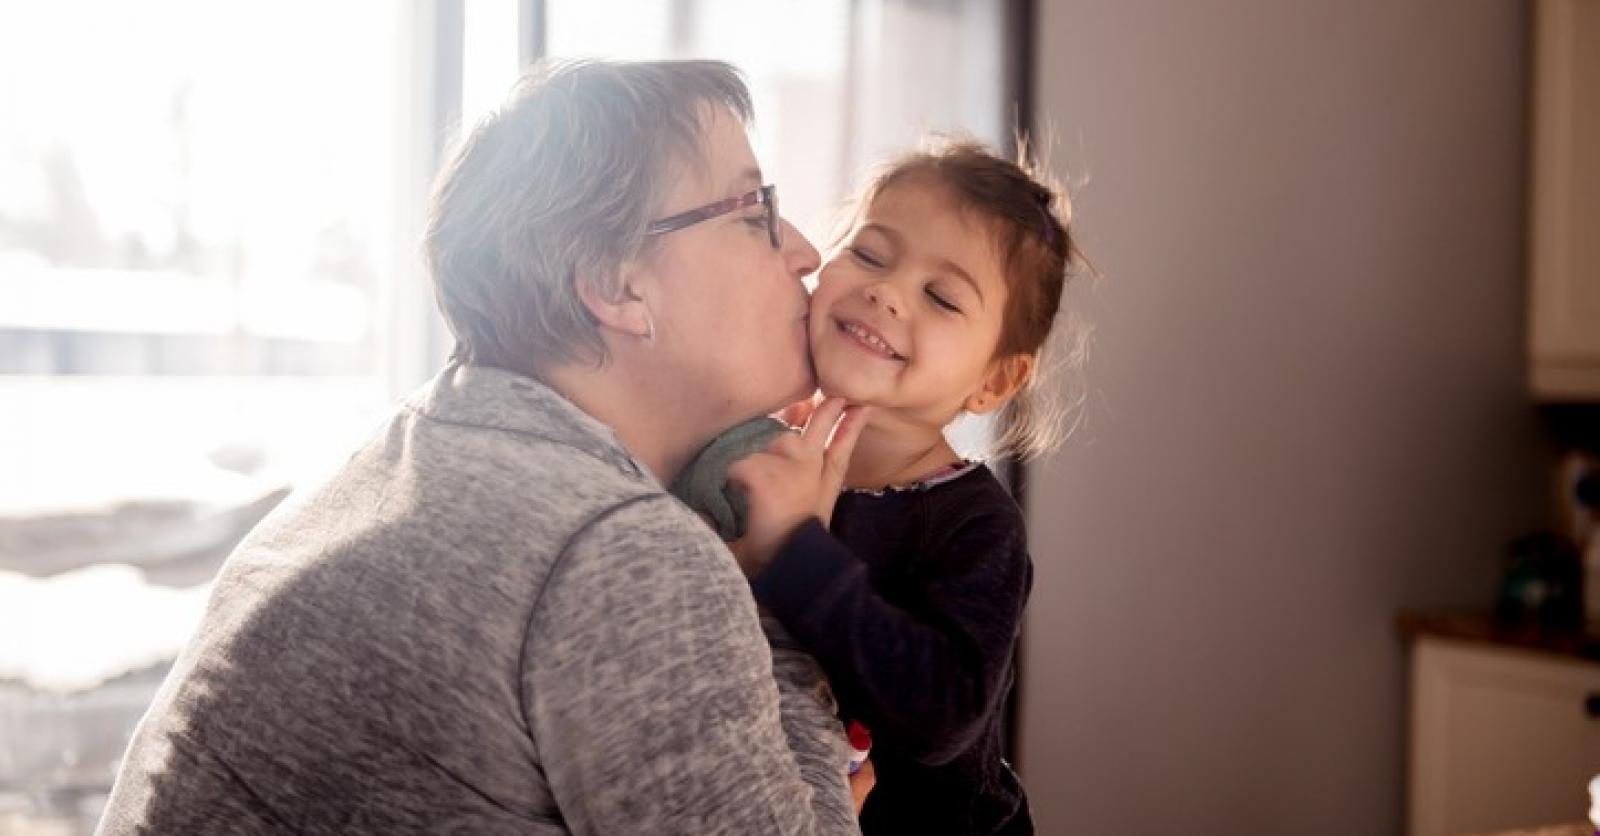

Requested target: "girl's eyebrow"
[{"left": 858, "top": 221, "right": 901, "bottom": 246}]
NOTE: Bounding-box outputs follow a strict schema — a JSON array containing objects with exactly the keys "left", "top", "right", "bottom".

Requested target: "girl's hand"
[
  {"left": 850, "top": 758, "right": 876, "bottom": 815},
  {"left": 775, "top": 390, "right": 822, "bottom": 428},
  {"left": 727, "top": 397, "right": 869, "bottom": 576}
]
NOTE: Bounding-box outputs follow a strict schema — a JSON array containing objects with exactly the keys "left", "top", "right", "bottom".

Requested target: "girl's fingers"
[
  {"left": 728, "top": 454, "right": 775, "bottom": 488},
  {"left": 760, "top": 431, "right": 803, "bottom": 460},
  {"left": 800, "top": 397, "right": 849, "bottom": 451},
  {"left": 820, "top": 405, "right": 870, "bottom": 495},
  {"left": 775, "top": 392, "right": 821, "bottom": 428},
  {"left": 725, "top": 457, "right": 753, "bottom": 488}
]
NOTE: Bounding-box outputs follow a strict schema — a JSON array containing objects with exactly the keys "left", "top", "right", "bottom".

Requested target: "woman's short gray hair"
[{"left": 424, "top": 59, "right": 754, "bottom": 371}]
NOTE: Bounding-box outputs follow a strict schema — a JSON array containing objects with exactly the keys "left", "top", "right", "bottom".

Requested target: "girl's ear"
[
  {"left": 574, "top": 263, "right": 654, "bottom": 341},
  {"left": 964, "top": 353, "right": 1035, "bottom": 415}
]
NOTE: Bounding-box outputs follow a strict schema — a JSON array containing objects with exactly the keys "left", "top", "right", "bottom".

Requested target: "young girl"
[
  {"left": 720, "top": 140, "right": 1081, "bottom": 826},
  {"left": 701, "top": 140, "right": 1079, "bottom": 835}
]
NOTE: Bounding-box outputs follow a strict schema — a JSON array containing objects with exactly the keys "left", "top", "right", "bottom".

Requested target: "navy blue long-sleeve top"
[{"left": 752, "top": 462, "right": 1034, "bottom": 835}]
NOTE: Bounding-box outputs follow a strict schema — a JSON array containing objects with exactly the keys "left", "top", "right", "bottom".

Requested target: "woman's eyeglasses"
[{"left": 644, "top": 184, "right": 780, "bottom": 249}]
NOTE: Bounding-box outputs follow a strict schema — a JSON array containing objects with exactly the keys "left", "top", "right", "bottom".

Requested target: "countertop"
[
  {"left": 1397, "top": 610, "right": 1600, "bottom": 665},
  {"left": 1461, "top": 825, "right": 1589, "bottom": 836}
]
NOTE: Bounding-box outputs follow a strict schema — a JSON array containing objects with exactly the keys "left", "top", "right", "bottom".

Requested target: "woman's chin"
[{"left": 759, "top": 359, "right": 817, "bottom": 413}]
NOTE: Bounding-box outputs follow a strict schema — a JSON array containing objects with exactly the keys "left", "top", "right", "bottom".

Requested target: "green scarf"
[{"left": 668, "top": 416, "right": 791, "bottom": 542}]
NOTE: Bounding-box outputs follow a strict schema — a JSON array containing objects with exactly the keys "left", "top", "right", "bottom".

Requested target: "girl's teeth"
[{"left": 847, "top": 323, "right": 896, "bottom": 357}]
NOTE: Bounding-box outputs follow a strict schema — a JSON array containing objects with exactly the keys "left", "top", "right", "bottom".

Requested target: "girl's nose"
[{"left": 865, "top": 283, "right": 903, "bottom": 318}]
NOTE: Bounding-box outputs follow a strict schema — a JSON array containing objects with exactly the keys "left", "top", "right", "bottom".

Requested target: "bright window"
[{"left": 0, "top": 2, "right": 441, "bottom": 832}]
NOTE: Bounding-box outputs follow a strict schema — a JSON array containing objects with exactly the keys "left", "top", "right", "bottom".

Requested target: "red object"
[{"left": 847, "top": 721, "right": 873, "bottom": 751}]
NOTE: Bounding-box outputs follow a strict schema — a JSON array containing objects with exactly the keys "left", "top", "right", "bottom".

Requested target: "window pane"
[
  {"left": 463, "top": 0, "right": 524, "bottom": 130},
  {"left": 0, "top": 1, "right": 406, "bottom": 378},
  {"left": 0, "top": 2, "right": 424, "bottom": 832}
]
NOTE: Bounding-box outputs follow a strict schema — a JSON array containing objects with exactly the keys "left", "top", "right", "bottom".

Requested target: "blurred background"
[{"left": 3, "top": 2, "right": 1600, "bottom": 835}]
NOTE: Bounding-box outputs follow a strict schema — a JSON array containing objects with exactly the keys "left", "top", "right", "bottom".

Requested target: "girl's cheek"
[{"left": 809, "top": 273, "right": 842, "bottom": 309}]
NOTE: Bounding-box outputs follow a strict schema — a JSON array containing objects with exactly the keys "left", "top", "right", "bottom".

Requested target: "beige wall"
[{"left": 1020, "top": 2, "right": 1550, "bottom": 833}]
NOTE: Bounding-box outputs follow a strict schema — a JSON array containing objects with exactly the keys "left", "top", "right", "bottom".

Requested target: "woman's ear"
[
  {"left": 964, "top": 353, "right": 1035, "bottom": 415},
  {"left": 574, "top": 265, "right": 654, "bottom": 341}
]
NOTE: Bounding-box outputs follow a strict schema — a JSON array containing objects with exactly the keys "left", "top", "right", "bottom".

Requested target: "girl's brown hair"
[{"left": 851, "top": 137, "right": 1087, "bottom": 460}]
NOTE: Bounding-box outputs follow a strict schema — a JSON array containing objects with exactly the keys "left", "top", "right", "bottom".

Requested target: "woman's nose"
[{"left": 781, "top": 217, "right": 820, "bottom": 278}]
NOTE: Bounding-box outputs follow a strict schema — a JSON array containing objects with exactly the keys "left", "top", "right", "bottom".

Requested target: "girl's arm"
[{"left": 750, "top": 503, "right": 1031, "bottom": 767}]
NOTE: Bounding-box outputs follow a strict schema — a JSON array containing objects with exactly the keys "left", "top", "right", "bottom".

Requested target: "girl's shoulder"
[
  {"left": 921, "top": 461, "right": 1023, "bottom": 520},
  {"left": 864, "top": 461, "right": 1027, "bottom": 549},
  {"left": 916, "top": 464, "right": 1031, "bottom": 583}
]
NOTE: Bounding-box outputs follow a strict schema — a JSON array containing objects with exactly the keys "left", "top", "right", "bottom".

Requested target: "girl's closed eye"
[
  {"left": 850, "top": 246, "right": 886, "bottom": 269},
  {"left": 926, "top": 287, "right": 961, "bottom": 313}
]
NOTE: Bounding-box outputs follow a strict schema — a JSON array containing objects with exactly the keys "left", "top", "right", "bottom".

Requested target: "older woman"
[{"left": 96, "top": 60, "right": 865, "bottom": 835}]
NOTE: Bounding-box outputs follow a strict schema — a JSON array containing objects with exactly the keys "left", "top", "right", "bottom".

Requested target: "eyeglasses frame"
[{"left": 644, "top": 183, "right": 780, "bottom": 249}]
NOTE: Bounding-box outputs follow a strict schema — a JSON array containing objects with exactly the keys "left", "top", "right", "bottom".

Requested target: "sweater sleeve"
[
  {"left": 750, "top": 510, "right": 1031, "bottom": 767},
  {"left": 522, "top": 496, "right": 859, "bottom": 835}
]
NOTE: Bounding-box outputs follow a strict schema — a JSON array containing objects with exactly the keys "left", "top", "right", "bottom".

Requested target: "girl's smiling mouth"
[{"left": 836, "top": 317, "right": 907, "bottom": 361}]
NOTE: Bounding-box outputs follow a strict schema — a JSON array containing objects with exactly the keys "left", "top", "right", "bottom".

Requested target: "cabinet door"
[
  {"left": 1529, "top": 0, "right": 1600, "bottom": 399},
  {"left": 1408, "top": 638, "right": 1600, "bottom": 836}
]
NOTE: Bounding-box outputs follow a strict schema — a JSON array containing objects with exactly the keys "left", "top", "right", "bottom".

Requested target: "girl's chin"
[{"left": 814, "top": 368, "right": 877, "bottom": 405}]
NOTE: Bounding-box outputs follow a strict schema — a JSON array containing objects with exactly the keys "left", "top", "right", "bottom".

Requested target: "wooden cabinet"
[
  {"left": 1408, "top": 637, "right": 1600, "bottom": 836},
  {"left": 1529, "top": 0, "right": 1600, "bottom": 400}
]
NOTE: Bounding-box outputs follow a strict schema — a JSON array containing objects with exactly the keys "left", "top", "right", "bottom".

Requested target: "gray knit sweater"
[{"left": 95, "top": 362, "right": 858, "bottom": 835}]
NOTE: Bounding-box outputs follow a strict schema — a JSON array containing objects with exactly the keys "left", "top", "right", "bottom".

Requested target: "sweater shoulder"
[{"left": 920, "top": 465, "right": 1024, "bottom": 535}]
